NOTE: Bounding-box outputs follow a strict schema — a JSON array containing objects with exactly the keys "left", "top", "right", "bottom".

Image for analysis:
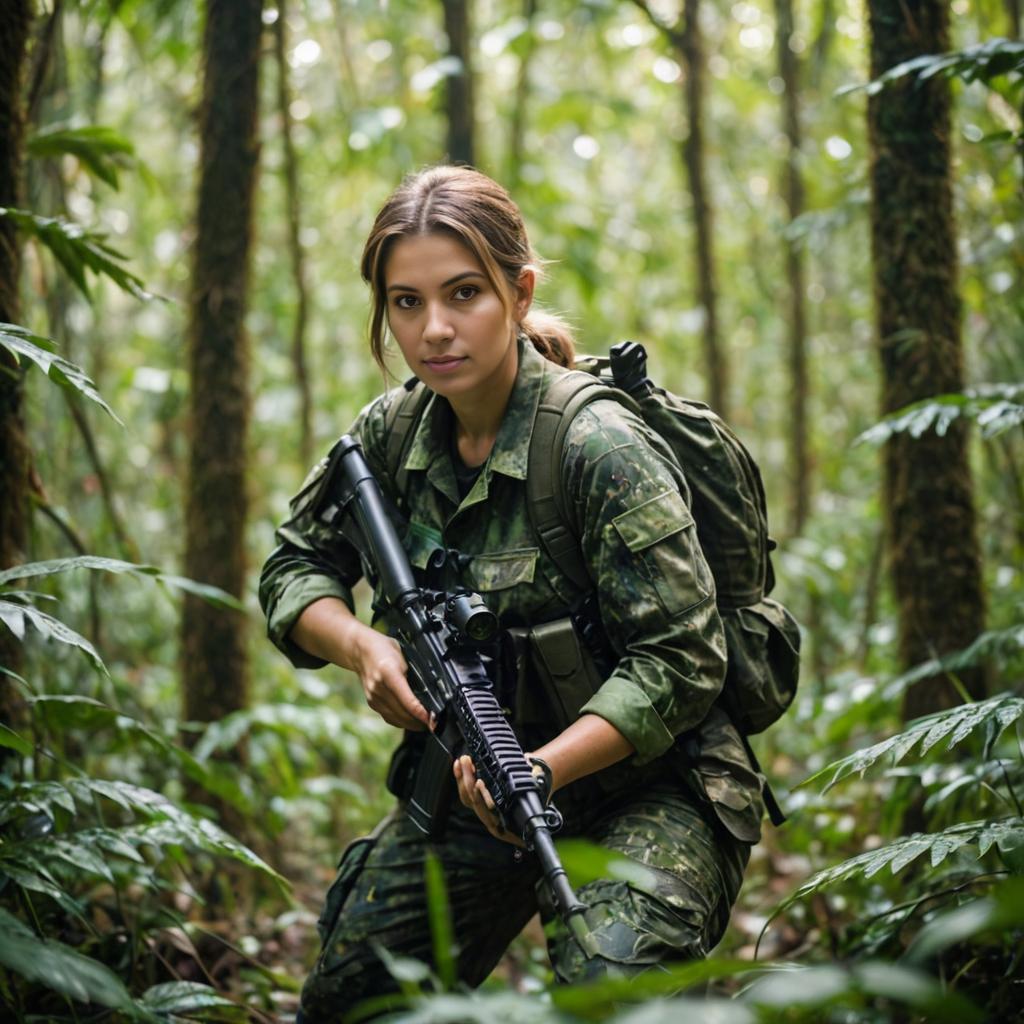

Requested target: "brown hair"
[{"left": 360, "top": 165, "right": 575, "bottom": 371}]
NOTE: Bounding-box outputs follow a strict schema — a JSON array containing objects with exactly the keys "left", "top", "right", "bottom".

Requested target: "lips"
[{"left": 423, "top": 356, "right": 467, "bottom": 373}]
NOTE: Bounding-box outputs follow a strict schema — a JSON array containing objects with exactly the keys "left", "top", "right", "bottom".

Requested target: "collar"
[{"left": 402, "top": 335, "right": 549, "bottom": 487}]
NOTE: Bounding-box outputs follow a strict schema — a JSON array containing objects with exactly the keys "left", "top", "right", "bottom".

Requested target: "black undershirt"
[{"left": 450, "top": 433, "right": 484, "bottom": 501}]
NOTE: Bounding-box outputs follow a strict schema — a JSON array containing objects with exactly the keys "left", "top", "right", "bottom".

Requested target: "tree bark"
[
  {"left": 776, "top": 0, "right": 810, "bottom": 535},
  {"left": 867, "top": 0, "right": 987, "bottom": 719},
  {"left": 508, "top": 0, "right": 539, "bottom": 187},
  {"left": 629, "top": 0, "right": 727, "bottom": 413},
  {"left": 0, "top": 1, "right": 33, "bottom": 703},
  {"left": 441, "top": 0, "right": 476, "bottom": 166},
  {"left": 679, "top": 0, "right": 727, "bottom": 416},
  {"left": 182, "top": 0, "right": 262, "bottom": 734},
  {"left": 272, "top": 0, "right": 313, "bottom": 470}
]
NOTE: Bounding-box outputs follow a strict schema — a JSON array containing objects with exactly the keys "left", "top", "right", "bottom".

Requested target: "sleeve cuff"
[
  {"left": 579, "top": 674, "right": 677, "bottom": 766},
  {"left": 267, "top": 575, "right": 353, "bottom": 669}
]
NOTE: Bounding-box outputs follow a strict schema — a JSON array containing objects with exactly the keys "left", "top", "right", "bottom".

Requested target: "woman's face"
[{"left": 383, "top": 232, "right": 532, "bottom": 406}]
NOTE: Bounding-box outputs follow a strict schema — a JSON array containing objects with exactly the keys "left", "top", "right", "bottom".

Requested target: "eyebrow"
[{"left": 386, "top": 270, "right": 485, "bottom": 293}]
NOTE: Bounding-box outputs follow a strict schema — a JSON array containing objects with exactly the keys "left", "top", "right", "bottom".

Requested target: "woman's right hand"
[
  {"left": 351, "top": 628, "right": 430, "bottom": 731},
  {"left": 288, "top": 597, "right": 430, "bottom": 731}
]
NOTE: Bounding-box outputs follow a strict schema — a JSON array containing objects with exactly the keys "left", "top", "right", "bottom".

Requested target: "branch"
[{"left": 626, "top": 0, "right": 685, "bottom": 49}]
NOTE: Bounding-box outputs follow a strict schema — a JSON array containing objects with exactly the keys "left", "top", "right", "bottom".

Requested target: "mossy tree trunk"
[
  {"left": 0, "top": 2, "right": 33, "bottom": 718},
  {"left": 441, "top": 0, "right": 475, "bottom": 166},
  {"left": 776, "top": 0, "right": 810, "bottom": 536},
  {"left": 867, "top": 0, "right": 987, "bottom": 719},
  {"left": 182, "top": 0, "right": 263, "bottom": 740}
]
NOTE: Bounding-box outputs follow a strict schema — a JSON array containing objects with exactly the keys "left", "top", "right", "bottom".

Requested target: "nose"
[{"left": 422, "top": 301, "right": 454, "bottom": 345}]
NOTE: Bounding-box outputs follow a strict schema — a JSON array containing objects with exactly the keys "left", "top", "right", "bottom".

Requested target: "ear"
[{"left": 512, "top": 266, "right": 536, "bottom": 321}]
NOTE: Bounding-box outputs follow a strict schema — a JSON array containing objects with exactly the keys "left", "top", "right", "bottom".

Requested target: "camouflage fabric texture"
[
  {"left": 299, "top": 781, "right": 749, "bottom": 1021},
  {"left": 259, "top": 337, "right": 765, "bottom": 1011}
]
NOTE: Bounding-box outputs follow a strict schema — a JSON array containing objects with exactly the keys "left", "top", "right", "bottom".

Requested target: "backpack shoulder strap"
[
  {"left": 527, "top": 370, "right": 624, "bottom": 594},
  {"left": 384, "top": 377, "right": 432, "bottom": 504}
]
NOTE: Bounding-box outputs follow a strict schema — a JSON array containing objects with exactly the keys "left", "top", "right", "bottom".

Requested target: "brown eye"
[{"left": 453, "top": 285, "right": 479, "bottom": 301}]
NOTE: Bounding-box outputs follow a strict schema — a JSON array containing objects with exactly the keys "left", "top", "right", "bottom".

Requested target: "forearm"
[
  {"left": 532, "top": 714, "right": 635, "bottom": 796},
  {"left": 288, "top": 596, "right": 367, "bottom": 671}
]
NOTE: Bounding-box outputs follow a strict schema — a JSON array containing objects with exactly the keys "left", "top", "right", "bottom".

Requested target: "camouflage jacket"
[{"left": 259, "top": 340, "right": 765, "bottom": 842}]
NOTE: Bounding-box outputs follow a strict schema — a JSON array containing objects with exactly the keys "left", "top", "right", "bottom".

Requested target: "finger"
[{"left": 475, "top": 778, "right": 497, "bottom": 814}]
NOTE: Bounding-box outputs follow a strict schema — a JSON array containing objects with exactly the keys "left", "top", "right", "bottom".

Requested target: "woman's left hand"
[{"left": 453, "top": 755, "right": 524, "bottom": 847}]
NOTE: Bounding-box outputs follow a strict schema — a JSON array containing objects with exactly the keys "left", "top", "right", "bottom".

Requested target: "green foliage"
[
  {"left": 27, "top": 124, "right": 139, "bottom": 190},
  {"left": 0, "top": 324, "right": 122, "bottom": 422},
  {"left": 840, "top": 37, "right": 1024, "bottom": 96},
  {"left": 804, "top": 694, "right": 1024, "bottom": 792},
  {"left": 0, "top": 908, "right": 134, "bottom": 1013},
  {"left": 855, "top": 384, "right": 1024, "bottom": 444},
  {"left": 0, "top": 556, "right": 244, "bottom": 678},
  {"left": 0, "top": 207, "right": 149, "bottom": 300}
]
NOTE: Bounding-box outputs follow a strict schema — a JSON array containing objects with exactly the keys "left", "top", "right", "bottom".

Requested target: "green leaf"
[
  {"left": 556, "top": 838, "right": 663, "bottom": 894},
  {"left": 0, "top": 323, "right": 122, "bottom": 423},
  {"left": 138, "top": 980, "right": 239, "bottom": 1016},
  {"left": 424, "top": 850, "right": 456, "bottom": 992},
  {"left": 0, "top": 723, "right": 32, "bottom": 757},
  {"left": 27, "top": 124, "right": 137, "bottom": 190},
  {"left": 0, "top": 908, "right": 133, "bottom": 1010},
  {"left": 885, "top": 628, "right": 1024, "bottom": 698},
  {"left": 0, "top": 207, "right": 150, "bottom": 300},
  {"left": 855, "top": 384, "right": 1024, "bottom": 446},
  {"left": 553, "top": 958, "right": 767, "bottom": 1013},
  {"left": 804, "top": 694, "right": 1024, "bottom": 793},
  {"left": 0, "top": 599, "right": 109, "bottom": 675},
  {"left": 779, "top": 819, "right": 1024, "bottom": 909},
  {"left": 838, "top": 38, "right": 1024, "bottom": 96},
  {"left": 31, "top": 694, "right": 121, "bottom": 731},
  {"left": 906, "top": 876, "right": 1024, "bottom": 963},
  {"left": 742, "top": 961, "right": 983, "bottom": 1022},
  {"left": 0, "top": 555, "right": 244, "bottom": 611}
]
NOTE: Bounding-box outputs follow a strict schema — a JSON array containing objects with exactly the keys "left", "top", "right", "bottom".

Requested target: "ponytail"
[{"left": 520, "top": 310, "right": 576, "bottom": 369}]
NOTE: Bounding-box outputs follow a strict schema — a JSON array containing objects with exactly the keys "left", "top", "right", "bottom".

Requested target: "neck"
[{"left": 449, "top": 344, "right": 519, "bottom": 467}]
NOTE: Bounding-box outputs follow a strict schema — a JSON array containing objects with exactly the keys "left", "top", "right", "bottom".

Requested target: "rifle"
[{"left": 324, "top": 434, "right": 594, "bottom": 954}]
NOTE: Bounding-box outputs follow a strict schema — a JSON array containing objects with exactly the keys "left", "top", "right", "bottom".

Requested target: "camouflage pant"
[{"left": 299, "top": 781, "right": 750, "bottom": 1022}]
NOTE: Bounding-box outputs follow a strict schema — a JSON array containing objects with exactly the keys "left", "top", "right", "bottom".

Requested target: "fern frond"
[
  {"left": 854, "top": 384, "right": 1024, "bottom": 444},
  {"left": 884, "top": 626, "right": 1024, "bottom": 698},
  {"left": 803, "top": 694, "right": 1024, "bottom": 793},
  {"left": 780, "top": 818, "right": 1024, "bottom": 911},
  {"left": 0, "top": 207, "right": 149, "bottom": 300}
]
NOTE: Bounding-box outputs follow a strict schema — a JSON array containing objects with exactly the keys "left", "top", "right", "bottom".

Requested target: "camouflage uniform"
[{"left": 259, "top": 339, "right": 764, "bottom": 1019}]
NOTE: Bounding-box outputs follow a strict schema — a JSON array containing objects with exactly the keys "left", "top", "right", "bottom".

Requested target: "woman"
[{"left": 259, "top": 166, "right": 763, "bottom": 1018}]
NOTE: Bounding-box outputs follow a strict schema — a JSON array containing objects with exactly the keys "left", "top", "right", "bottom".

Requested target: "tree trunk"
[
  {"left": 776, "top": 0, "right": 810, "bottom": 535},
  {"left": 508, "top": 0, "right": 538, "bottom": 187},
  {"left": 272, "top": 0, "right": 313, "bottom": 470},
  {"left": 0, "top": 2, "right": 33, "bottom": 710},
  {"left": 678, "top": 0, "right": 727, "bottom": 417},
  {"left": 441, "top": 0, "right": 475, "bottom": 166},
  {"left": 182, "top": 0, "right": 262, "bottom": 736},
  {"left": 867, "top": 0, "right": 987, "bottom": 719}
]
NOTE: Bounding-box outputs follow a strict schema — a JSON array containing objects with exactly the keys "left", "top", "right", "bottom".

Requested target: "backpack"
[{"left": 385, "top": 341, "right": 801, "bottom": 824}]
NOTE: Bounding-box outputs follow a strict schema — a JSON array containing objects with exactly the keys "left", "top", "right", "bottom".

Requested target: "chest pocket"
[{"left": 468, "top": 548, "right": 539, "bottom": 592}]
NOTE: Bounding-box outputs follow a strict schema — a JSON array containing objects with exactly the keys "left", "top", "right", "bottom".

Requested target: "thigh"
[
  {"left": 300, "top": 805, "right": 541, "bottom": 1022},
  {"left": 549, "top": 784, "right": 751, "bottom": 985}
]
